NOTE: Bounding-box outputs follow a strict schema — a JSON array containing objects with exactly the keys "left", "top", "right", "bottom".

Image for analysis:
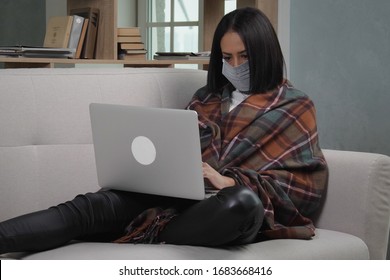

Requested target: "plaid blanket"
[{"left": 186, "top": 82, "right": 328, "bottom": 239}]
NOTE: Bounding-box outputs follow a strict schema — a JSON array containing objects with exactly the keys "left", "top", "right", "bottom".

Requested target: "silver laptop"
[{"left": 89, "top": 103, "right": 214, "bottom": 200}]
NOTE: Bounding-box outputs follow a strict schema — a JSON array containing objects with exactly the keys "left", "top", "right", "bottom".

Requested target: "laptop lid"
[{"left": 89, "top": 103, "right": 206, "bottom": 200}]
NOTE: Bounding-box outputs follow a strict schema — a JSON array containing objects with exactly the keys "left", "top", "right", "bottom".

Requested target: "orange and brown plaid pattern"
[{"left": 186, "top": 82, "right": 328, "bottom": 240}]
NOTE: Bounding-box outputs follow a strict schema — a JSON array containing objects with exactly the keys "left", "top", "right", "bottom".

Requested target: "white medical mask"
[{"left": 222, "top": 59, "right": 250, "bottom": 93}]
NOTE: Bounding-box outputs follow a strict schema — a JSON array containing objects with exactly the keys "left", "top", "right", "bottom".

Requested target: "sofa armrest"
[{"left": 315, "top": 149, "right": 390, "bottom": 259}]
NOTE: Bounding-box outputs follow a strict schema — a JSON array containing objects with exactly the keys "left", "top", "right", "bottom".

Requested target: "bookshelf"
[
  {"left": 66, "top": 0, "right": 278, "bottom": 60},
  {"left": 0, "top": 0, "right": 275, "bottom": 69}
]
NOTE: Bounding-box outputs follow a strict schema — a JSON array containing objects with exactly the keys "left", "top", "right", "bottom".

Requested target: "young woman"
[{"left": 0, "top": 7, "right": 328, "bottom": 254}]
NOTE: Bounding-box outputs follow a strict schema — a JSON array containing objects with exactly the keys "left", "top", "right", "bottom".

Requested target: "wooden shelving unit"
[
  {"left": 0, "top": 57, "right": 209, "bottom": 69},
  {"left": 67, "top": 0, "right": 278, "bottom": 60},
  {"left": 0, "top": 0, "right": 275, "bottom": 69},
  {"left": 0, "top": 0, "right": 210, "bottom": 69}
]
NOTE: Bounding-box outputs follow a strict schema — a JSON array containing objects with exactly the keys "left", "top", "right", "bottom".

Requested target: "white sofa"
[{"left": 1, "top": 67, "right": 389, "bottom": 260}]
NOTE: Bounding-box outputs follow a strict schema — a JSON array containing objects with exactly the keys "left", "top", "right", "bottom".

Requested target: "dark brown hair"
[{"left": 207, "top": 7, "right": 285, "bottom": 93}]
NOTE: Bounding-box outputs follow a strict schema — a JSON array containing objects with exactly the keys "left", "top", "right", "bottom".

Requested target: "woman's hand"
[{"left": 202, "top": 162, "right": 235, "bottom": 190}]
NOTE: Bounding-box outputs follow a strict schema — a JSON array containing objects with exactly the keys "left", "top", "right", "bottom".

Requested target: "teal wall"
[
  {"left": 0, "top": 0, "right": 46, "bottom": 46},
  {"left": 290, "top": 0, "right": 390, "bottom": 155},
  {"left": 0, "top": 0, "right": 46, "bottom": 68}
]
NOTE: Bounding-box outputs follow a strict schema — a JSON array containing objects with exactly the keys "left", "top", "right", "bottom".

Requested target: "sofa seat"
[{"left": 2, "top": 229, "right": 368, "bottom": 260}]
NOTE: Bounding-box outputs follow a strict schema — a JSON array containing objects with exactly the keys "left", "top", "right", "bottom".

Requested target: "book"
[
  {"left": 118, "top": 48, "right": 146, "bottom": 60},
  {"left": 117, "top": 36, "right": 143, "bottom": 43},
  {"left": 121, "top": 49, "right": 147, "bottom": 55},
  {"left": 75, "top": 19, "right": 89, "bottom": 59},
  {"left": 119, "top": 43, "right": 145, "bottom": 50},
  {"left": 119, "top": 54, "right": 147, "bottom": 61},
  {"left": 153, "top": 54, "right": 190, "bottom": 60},
  {"left": 70, "top": 7, "right": 100, "bottom": 59},
  {"left": 67, "top": 15, "right": 85, "bottom": 58},
  {"left": 153, "top": 52, "right": 210, "bottom": 60},
  {"left": 117, "top": 27, "right": 140, "bottom": 37},
  {"left": 43, "top": 16, "right": 74, "bottom": 48}
]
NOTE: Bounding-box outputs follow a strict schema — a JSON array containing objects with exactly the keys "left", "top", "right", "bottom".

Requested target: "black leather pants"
[{"left": 0, "top": 186, "right": 264, "bottom": 254}]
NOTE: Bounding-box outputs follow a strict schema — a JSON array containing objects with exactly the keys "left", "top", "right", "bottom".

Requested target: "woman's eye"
[
  {"left": 241, "top": 54, "right": 248, "bottom": 60},
  {"left": 223, "top": 56, "right": 231, "bottom": 61}
]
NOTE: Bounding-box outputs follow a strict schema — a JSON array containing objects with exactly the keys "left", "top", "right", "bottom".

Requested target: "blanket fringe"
[{"left": 114, "top": 207, "right": 177, "bottom": 244}]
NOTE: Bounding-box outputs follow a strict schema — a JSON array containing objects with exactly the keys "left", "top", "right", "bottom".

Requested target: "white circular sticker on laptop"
[{"left": 131, "top": 136, "right": 157, "bottom": 165}]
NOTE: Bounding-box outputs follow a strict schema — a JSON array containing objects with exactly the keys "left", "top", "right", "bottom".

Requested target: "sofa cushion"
[{"left": 3, "top": 229, "right": 367, "bottom": 260}]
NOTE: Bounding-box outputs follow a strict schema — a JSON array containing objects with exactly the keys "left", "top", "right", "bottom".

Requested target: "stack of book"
[
  {"left": 70, "top": 7, "right": 100, "bottom": 59},
  {"left": 153, "top": 51, "right": 211, "bottom": 60},
  {"left": 44, "top": 15, "right": 88, "bottom": 59},
  {"left": 44, "top": 8, "right": 100, "bottom": 59},
  {"left": 0, "top": 46, "right": 74, "bottom": 58},
  {"left": 117, "top": 27, "right": 147, "bottom": 61}
]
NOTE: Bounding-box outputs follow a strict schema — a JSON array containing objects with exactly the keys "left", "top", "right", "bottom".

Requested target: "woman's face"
[{"left": 220, "top": 31, "right": 248, "bottom": 67}]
